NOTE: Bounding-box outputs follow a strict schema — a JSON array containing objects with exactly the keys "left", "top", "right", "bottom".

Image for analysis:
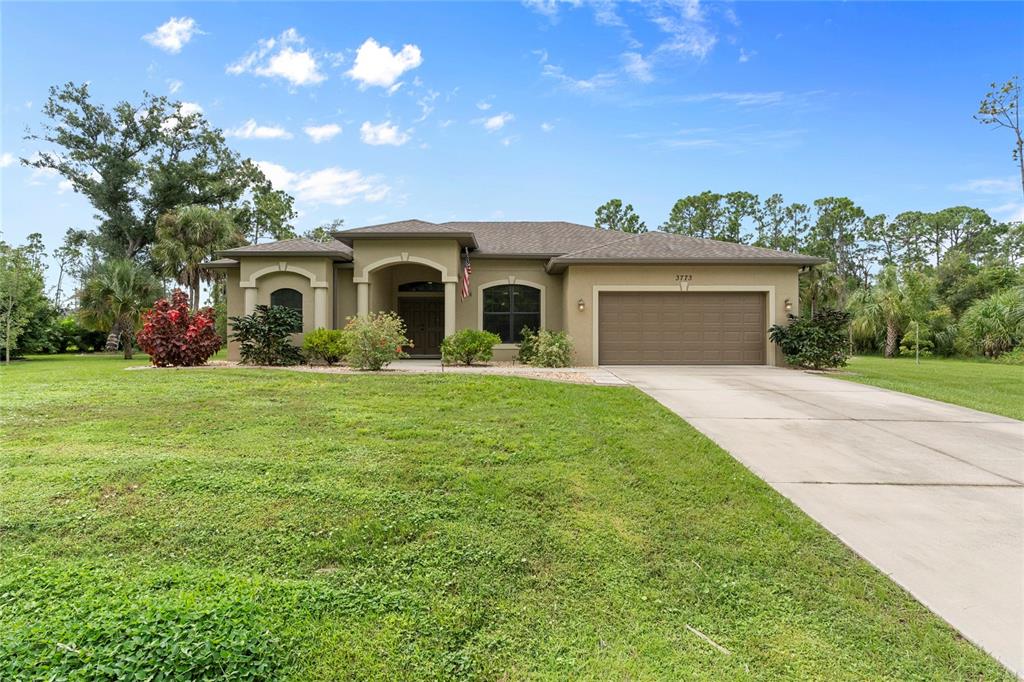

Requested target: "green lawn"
[
  {"left": 0, "top": 355, "right": 1010, "bottom": 680},
  {"left": 839, "top": 355, "right": 1024, "bottom": 421}
]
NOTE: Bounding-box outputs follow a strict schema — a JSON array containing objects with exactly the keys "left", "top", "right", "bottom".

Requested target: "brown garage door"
[{"left": 598, "top": 292, "right": 766, "bottom": 365}]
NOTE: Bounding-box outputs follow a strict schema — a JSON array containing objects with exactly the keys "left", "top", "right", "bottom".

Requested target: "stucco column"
[
  {"left": 243, "top": 287, "right": 257, "bottom": 315},
  {"left": 313, "top": 286, "right": 328, "bottom": 329},
  {"left": 444, "top": 281, "right": 456, "bottom": 338},
  {"left": 356, "top": 281, "right": 369, "bottom": 317}
]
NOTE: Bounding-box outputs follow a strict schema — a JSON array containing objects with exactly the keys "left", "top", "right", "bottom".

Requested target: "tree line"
[{"left": 1, "top": 82, "right": 338, "bottom": 360}]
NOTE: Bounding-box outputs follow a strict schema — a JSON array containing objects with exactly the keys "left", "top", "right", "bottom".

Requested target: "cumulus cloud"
[
  {"left": 540, "top": 122, "right": 555, "bottom": 133},
  {"left": 738, "top": 48, "right": 755, "bottom": 63},
  {"left": 178, "top": 101, "right": 203, "bottom": 116},
  {"left": 304, "top": 123, "right": 342, "bottom": 143},
  {"left": 227, "top": 29, "right": 325, "bottom": 87},
  {"left": 255, "top": 160, "right": 390, "bottom": 206},
  {"left": 0, "top": 152, "right": 15, "bottom": 168},
  {"left": 143, "top": 17, "right": 202, "bottom": 54},
  {"left": 347, "top": 38, "right": 423, "bottom": 89},
  {"left": 476, "top": 100, "right": 493, "bottom": 111},
  {"left": 227, "top": 119, "right": 293, "bottom": 140},
  {"left": 480, "top": 112, "right": 514, "bottom": 132},
  {"left": 360, "top": 120, "right": 411, "bottom": 146}
]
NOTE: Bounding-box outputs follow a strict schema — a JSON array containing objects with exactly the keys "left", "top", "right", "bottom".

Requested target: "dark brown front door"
[
  {"left": 598, "top": 292, "right": 767, "bottom": 365},
  {"left": 398, "top": 297, "right": 444, "bottom": 356}
]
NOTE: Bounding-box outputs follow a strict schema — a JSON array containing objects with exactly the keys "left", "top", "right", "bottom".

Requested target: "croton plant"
[{"left": 136, "top": 290, "right": 222, "bottom": 367}]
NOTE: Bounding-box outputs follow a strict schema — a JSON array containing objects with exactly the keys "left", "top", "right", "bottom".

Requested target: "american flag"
[{"left": 460, "top": 248, "right": 472, "bottom": 300}]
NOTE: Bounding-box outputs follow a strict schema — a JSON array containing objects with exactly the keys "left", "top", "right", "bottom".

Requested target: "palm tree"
[
  {"left": 800, "top": 263, "right": 843, "bottom": 316},
  {"left": 79, "top": 259, "right": 160, "bottom": 359},
  {"left": 152, "top": 205, "right": 241, "bottom": 311},
  {"left": 847, "top": 265, "right": 935, "bottom": 358}
]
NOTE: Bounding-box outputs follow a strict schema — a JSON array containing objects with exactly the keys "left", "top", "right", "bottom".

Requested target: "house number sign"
[{"left": 674, "top": 274, "right": 693, "bottom": 282}]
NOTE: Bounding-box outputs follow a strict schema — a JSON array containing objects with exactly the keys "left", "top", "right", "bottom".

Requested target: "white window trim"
[
  {"left": 591, "top": 284, "right": 776, "bottom": 366},
  {"left": 478, "top": 278, "right": 546, "bottom": 348}
]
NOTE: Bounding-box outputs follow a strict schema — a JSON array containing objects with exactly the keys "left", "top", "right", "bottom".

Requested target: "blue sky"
[{"left": 2, "top": 1, "right": 1023, "bottom": 282}]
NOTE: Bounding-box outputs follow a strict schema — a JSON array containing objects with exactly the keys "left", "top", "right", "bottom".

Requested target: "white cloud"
[
  {"left": 346, "top": 38, "right": 423, "bottom": 89},
  {"left": 227, "top": 119, "right": 293, "bottom": 140},
  {"left": 990, "top": 201, "right": 1024, "bottom": 222},
  {"left": 179, "top": 101, "right": 203, "bottom": 116},
  {"left": 143, "top": 17, "right": 201, "bottom": 54},
  {"left": 168, "top": 79, "right": 183, "bottom": 94},
  {"left": 0, "top": 153, "right": 15, "bottom": 168},
  {"left": 540, "top": 122, "right": 555, "bottom": 133},
  {"left": 953, "top": 177, "right": 1019, "bottom": 195},
  {"left": 359, "top": 120, "right": 411, "bottom": 146},
  {"left": 255, "top": 160, "right": 390, "bottom": 206},
  {"left": 304, "top": 123, "right": 342, "bottom": 143},
  {"left": 476, "top": 100, "right": 493, "bottom": 111},
  {"left": 438, "top": 119, "right": 455, "bottom": 128},
  {"left": 415, "top": 90, "right": 439, "bottom": 122},
  {"left": 738, "top": 48, "right": 755, "bottom": 63},
  {"left": 500, "top": 136, "right": 516, "bottom": 147},
  {"left": 227, "top": 28, "right": 325, "bottom": 87},
  {"left": 480, "top": 112, "right": 514, "bottom": 132},
  {"left": 678, "top": 91, "right": 785, "bottom": 106},
  {"left": 542, "top": 63, "right": 616, "bottom": 92},
  {"left": 621, "top": 52, "right": 653, "bottom": 83},
  {"left": 58, "top": 179, "right": 74, "bottom": 194}
]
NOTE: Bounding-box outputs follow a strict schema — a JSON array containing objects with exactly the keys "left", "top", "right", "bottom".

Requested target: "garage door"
[{"left": 598, "top": 292, "right": 766, "bottom": 365}]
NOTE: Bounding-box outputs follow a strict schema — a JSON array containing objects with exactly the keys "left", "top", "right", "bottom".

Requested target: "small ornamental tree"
[
  {"left": 769, "top": 308, "right": 851, "bottom": 370},
  {"left": 229, "top": 305, "right": 303, "bottom": 366},
  {"left": 302, "top": 328, "right": 350, "bottom": 365},
  {"left": 344, "top": 312, "right": 411, "bottom": 370},
  {"left": 137, "top": 290, "right": 222, "bottom": 367}
]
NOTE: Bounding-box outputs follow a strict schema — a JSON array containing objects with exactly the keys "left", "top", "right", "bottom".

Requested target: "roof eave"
[
  {"left": 333, "top": 231, "right": 479, "bottom": 249},
  {"left": 213, "top": 249, "right": 353, "bottom": 260},
  {"left": 546, "top": 256, "right": 827, "bottom": 273}
]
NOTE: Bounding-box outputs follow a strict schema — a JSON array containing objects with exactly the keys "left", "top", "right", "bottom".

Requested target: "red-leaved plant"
[{"left": 137, "top": 290, "right": 222, "bottom": 367}]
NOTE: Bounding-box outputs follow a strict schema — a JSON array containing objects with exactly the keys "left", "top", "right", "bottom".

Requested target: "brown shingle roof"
[
  {"left": 546, "top": 230, "right": 826, "bottom": 271},
  {"left": 217, "top": 238, "right": 353, "bottom": 259},
  {"left": 201, "top": 258, "right": 239, "bottom": 269}
]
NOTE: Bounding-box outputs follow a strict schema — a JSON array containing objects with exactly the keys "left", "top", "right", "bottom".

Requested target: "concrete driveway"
[{"left": 607, "top": 365, "right": 1024, "bottom": 675}]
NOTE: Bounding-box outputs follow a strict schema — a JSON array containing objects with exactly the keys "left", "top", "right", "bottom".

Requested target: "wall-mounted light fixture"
[
  {"left": 577, "top": 298, "right": 586, "bottom": 312},
  {"left": 784, "top": 298, "right": 793, "bottom": 313}
]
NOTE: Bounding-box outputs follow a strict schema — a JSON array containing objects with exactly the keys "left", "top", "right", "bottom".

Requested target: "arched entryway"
[{"left": 362, "top": 261, "right": 455, "bottom": 357}]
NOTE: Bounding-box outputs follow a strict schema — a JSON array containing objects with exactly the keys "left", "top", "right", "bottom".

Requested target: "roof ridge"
[{"left": 556, "top": 230, "right": 647, "bottom": 258}]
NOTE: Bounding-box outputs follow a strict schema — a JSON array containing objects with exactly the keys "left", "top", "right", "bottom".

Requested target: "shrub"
[
  {"left": 769, "top": 308, "right": 851, "bottom": 370},
  {"left": 229, "top": 304, "right": 303, "bottom": 366},
  {"left": 302, "top": 328, "right": 350, "bottom": 365},
  {"left": 441, "top": 329, "right": 501, "bottom": 365},
  {"left": 528, "top": 329, "right": 574, "bottom": 367},
  {"left": 516, "top": 326, "right": 538, "bottom": 364},
  {"left": 955, "top": 287, "right": 1024, "bottom": 358},
  {"left": 137, "top": 290, "right": 222, "bottom": 367},
  {"left": 995, "top": 346, "right": 1024, "bottom": 365},
  {"left": 344, "top": 312, "right": 411, "bottom": 370}
]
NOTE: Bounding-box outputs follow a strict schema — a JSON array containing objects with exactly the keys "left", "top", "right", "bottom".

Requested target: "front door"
[{"left": 397, "top": 297, "right": 444, "bottom": 356}]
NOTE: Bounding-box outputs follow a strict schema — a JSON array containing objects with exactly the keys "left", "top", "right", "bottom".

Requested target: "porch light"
[
  {"left": 784, "top": 298, "right": 793, "bottom": 313},
  {"left": 577, "top": 298, "right": 585, "bottom": 312}
]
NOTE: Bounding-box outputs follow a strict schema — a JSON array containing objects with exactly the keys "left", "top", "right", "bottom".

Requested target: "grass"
[
  {"left": 839, "top": 355, "right": 1024, "bottom": 420},
  {"left": 0, "top": 354, "right": 1011, "bottom": 680}
]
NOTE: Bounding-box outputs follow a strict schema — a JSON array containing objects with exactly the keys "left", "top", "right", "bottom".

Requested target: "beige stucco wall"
[
  {"left": 457, "top": 258, "right": 565, "bottom": 361},
  {"left": 333, "top": 265, "right": 356, "bottom": 325},
  {"left": 561, "top": 263, "right": 802, "bottom": 366},
  {"left": 351, "top": 238, "right": 462, "bottom": 284},
  {"left": 225, "top": 269, "right": 243, "bottom": 361}
]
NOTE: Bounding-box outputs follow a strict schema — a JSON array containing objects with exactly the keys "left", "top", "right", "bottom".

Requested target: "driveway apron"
[{"left": 607, "top": 365, "right": 1024, "bottom": 675}]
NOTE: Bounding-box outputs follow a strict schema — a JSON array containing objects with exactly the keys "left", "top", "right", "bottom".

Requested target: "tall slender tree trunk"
[
  {"left": 105, "top": 319, "right": 122, "bottom": 352},
  {"left": 884, "top": 320, "right": 899, "bottom": 358}
]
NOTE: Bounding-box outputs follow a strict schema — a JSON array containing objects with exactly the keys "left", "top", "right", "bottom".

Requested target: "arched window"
[
  {"left": 397, "top": 281, "right": 444, "bottom": 293},
  {"left": 270, "top": 288, "right": 303, "bottom": 331},
  {"left": 482, "top": 284, "right": 541, "bottom": 343}
]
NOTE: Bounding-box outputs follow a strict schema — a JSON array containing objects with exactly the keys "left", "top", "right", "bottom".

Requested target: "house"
[{"left": 204, "top": 220, "right": 825, "bottom": 366}]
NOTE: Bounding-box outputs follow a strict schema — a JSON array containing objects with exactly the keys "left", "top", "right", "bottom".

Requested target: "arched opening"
[
  {"left": 482, "top": 284, "right": 541, "bottom": 343},
  {"left": 270, "top": 287, "right": 303, "bottom": 332},
  {"left": 397, "top": 281, "right": 445, "bottom": 293}
]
